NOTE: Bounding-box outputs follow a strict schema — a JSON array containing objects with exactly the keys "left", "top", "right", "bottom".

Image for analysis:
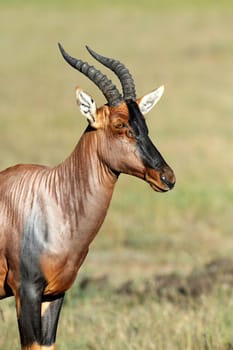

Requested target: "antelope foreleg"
[
  {"left": 16, "top": 277, "right": 45, "bottom": 349},
  {"left": 40, "top": 294, "right": 64, "bottom": 348},
  {"left": 16, "top": 291, "right": 64, "bottom": 350}
]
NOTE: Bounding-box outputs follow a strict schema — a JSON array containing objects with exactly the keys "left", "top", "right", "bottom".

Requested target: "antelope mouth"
[
  {"left": 145, "top": 166, "right": 176, "bottom": 193},
  {"left": 145, "top": 174, "right": 170, "bottom": 193},
  {"left": 149, "top": 181, "right": 169, "bottom": 193}
]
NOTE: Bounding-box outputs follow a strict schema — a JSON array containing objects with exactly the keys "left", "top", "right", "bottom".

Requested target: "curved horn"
[
  {"left": 58, "top": 43, "right": 123, "bottom": 107},
  {"left": 86, "top": 45, "right": 136, "bottom": 101}
]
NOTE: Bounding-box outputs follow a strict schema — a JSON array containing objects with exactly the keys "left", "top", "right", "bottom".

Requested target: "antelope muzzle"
[{"left": 145, "top": 165, "right": 176, "bottom": 193}]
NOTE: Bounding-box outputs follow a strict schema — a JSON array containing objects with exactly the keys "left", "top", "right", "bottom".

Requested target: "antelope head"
[{"left": 58, "top": 44, "right": 175, "bottom": 192}]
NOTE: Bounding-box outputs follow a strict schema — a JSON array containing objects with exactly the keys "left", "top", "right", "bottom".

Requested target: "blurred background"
[{"left": 0, "top": 0, "right": 232, "bottom": 349}]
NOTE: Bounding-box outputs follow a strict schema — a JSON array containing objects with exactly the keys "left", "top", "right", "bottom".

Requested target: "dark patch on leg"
[
  {"left": 41, "top": 294, "right": 65, "bottom": 345},
  {"left": 18, "top": 204, "right": 48, "bottom": 346},
  {"left": 18, "top": 281, "right": 45, "bottom": 346}
]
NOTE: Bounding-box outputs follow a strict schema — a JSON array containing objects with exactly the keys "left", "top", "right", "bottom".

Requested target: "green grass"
[
  {"left": 0, "top": 1, "right": 233, "bottom": 349},
  {"left": 58, "top": 289, "right": 233, "bottom": 350}
]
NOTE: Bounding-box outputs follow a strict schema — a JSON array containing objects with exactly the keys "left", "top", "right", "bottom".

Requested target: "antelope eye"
[{"left": 114, "top": 122, "right": 127, "bottom": 129}]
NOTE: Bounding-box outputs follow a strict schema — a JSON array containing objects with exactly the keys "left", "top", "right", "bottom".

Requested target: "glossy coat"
[{"left": 0, "top": 47, "right": 175, "bottom": 349}]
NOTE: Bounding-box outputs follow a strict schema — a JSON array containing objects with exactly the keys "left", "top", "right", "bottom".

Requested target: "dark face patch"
[{"left": 126, "top": 100, "right": 167, "bottom": 170}]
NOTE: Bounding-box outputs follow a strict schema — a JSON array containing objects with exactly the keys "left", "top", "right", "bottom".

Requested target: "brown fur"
[{"left": 0, "top": 100, "right": 175, "bottom": 348}]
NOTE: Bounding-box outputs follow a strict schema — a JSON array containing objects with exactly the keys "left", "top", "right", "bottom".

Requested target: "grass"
[
  {"left": 58, "top": 290, "right": 233, "bottom": 350},
  {"left": 0, "top": 1, "right": 233, "bottom": 349}
]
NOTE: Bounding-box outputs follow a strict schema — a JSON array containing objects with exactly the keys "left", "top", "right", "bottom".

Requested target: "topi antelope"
[{"left": 0, "top": 44, "right": 175, "bottom": 349}]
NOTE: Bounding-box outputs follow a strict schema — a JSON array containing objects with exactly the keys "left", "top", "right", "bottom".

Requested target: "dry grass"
[{"left": 0, "top": 1, "right": 233, "bottom": 349}]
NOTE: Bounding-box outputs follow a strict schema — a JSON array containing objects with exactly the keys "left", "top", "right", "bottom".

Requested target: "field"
[{"left": 0, "top": 0, "right": 233, "bottom": 349}]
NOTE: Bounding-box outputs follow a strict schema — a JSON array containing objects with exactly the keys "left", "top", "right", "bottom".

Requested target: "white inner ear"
[
  {"left": 139, "top": 85, "right": 164, "bottom": 115},
  {"left": 75, "top": 88, "right": 97, "bottom": 125}
]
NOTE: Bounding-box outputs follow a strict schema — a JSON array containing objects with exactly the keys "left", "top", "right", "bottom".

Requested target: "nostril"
[
  {"left": 160, "top": 174, "right": 175, "bottom": 189},
  {"left": 160, "top": 175, "right": 166, "bottom": 182}
]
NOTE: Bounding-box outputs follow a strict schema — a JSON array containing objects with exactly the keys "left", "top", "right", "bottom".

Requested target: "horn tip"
[
  {"left": 86, "top": 45, "right": 97, "bottom": 59},
  {"left": 58, "top": 42, "right": 65, "bottom": 55}
]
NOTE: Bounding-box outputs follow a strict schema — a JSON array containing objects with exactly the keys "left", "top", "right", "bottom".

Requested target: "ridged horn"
[
  {"left": 58, "top": 43, "right": 123, "bottom": 107},
  {"left": 86, "top": 45, "right": 136, "bottom": 101}
]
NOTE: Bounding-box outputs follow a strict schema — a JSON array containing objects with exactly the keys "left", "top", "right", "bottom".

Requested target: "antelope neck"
[{"left": 50, "top": 128, "right": 117, "bottom": 238}]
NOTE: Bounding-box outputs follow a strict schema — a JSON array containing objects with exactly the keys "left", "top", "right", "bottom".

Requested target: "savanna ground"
[{"left": 0, "top": 0, "right": 233, "bottom": 349}]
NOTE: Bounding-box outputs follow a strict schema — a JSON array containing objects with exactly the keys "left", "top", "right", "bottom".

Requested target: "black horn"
[
  {"left": 58, "top": 43, "right": 123, "bottom": 107},
  {"left": 86, "top": 45, "right": 136, "bottom": 101}
]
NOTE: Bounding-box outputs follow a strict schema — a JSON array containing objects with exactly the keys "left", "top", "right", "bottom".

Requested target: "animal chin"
[{"left": 149, "top": 181, "right": 168, "bottom": 193}]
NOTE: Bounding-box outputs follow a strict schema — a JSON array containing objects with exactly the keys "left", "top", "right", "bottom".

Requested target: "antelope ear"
[
  {"left": 75, "top": 88, "right": 99, "bottom": 128},
  {"left": 137, "top": 86, "right": 164, "bottom": 115}
]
